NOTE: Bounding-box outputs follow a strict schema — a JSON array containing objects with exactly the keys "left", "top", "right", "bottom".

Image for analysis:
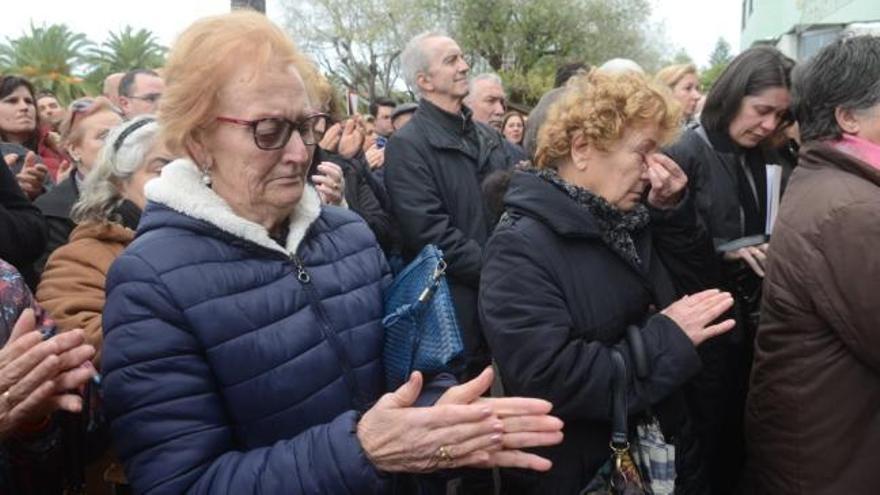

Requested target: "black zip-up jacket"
[
  {"left": 664, "top": 125, "right": 787, "bottom": 250},
  {"left": 664, "top": 124, "right": 793, "bottom": 494}
]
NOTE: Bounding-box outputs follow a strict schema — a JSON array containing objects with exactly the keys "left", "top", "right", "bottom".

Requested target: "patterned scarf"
[{"left": 528, "top": 167, "right": 650, "bottom": 267}]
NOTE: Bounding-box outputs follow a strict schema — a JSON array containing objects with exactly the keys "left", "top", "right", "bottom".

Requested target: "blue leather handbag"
[{"left": 383, "top": 245, "right": 464, "bottom": 389}]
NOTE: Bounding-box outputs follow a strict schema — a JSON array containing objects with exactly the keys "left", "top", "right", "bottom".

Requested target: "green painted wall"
[{"left": 741, "top": 0, "right": 880, "bottom": 48}]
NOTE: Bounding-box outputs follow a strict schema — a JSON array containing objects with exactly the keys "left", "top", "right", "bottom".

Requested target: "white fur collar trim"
[{"left": 144, "top": 158, "right": 322, "bottom": 256}]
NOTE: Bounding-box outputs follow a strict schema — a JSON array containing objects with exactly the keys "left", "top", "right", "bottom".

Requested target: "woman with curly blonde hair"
[{"left": 480, "top": 70, "right": 735, "bottom": 493}]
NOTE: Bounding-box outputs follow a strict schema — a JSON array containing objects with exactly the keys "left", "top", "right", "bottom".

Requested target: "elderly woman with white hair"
[{"left": 37, "top": 115, "right": 169, "bottom": 363}]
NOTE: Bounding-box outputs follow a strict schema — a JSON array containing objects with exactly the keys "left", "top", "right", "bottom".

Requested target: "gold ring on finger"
[{"left": 437, "top": 445, "right": 454, "bottom": 464}]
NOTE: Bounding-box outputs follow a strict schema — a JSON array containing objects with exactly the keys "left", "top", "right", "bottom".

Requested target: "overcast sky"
[{"left": 0, "top": 0, "right": 741, "bottom": 69}]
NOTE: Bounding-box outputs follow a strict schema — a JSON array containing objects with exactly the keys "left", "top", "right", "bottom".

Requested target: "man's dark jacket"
[{"left": 384, "top": 98, "right": 523, "bottom": 377}]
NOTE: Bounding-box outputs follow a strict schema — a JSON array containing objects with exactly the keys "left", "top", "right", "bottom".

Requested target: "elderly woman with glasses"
[
  {"left": 33, "top": 97, "right": 123, "bottom": 272},
  {"left": 745, "top": 35, "right": 880, "bottom": 493},
  {"left": 101, "top": 12, "right": 563, "bottom": 494}
]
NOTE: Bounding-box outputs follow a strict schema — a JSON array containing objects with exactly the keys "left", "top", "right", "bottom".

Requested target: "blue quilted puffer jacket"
[{"left": 102, "top": 160, "right": 432, "bottom": 494}]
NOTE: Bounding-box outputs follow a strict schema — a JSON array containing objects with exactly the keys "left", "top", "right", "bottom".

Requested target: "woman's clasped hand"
[
  {"left": 357, "top": 366, "right": 564, "bottom": 473},
  {"left": 0, "top": 309, "right": 96, "bottom": 438}
]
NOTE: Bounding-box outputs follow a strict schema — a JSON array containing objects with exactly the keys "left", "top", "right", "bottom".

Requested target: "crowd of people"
[{"left": 0, "top": 9, "right": 878, "bottom": 495}]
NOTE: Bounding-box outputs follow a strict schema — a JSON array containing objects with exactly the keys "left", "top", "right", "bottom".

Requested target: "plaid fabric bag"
[{"left": 634, "top": 418, "right": 676, "bottom": 495}]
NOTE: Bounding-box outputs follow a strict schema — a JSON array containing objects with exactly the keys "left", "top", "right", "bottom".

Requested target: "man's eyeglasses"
[
  {"left": 215, "top": 113, "right": 328, "bottom": 150},
  {"left": 127, "top": 93, "right": 162, "bottom": 104}
]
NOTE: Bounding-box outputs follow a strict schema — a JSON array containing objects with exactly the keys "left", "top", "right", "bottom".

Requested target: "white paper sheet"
[{"left": 765, "top": 164, "right": 783, "bottom": 235}]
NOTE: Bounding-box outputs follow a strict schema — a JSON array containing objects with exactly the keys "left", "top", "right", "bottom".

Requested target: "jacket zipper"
[{"left": 289, "top": 253, "right": 366, "bottom": 410}]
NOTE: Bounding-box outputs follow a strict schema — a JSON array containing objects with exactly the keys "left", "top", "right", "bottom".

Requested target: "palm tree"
[
  {"left": 232, "top": 0, "right": 266, "bottom": 12},
  {"left": 0, "top": 23, "right": 93, "bottom": 102},
  {"left": 86, "top": 26, "right": 167, "bottom": 86}
]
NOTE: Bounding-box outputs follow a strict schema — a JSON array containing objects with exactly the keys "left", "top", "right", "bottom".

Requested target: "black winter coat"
[
  {"left": 664, "top": 125, "right": 793, "bottom": 493},
  {"left": 664, "top": 125, "right": 785, "bottom": 249},
  {"left": 480, "top": 171, "right": 708, "bottom": 494},
  {"left": 0, "top": 151, "right": 46, "bottom": 289},
  {"left": 317, "top": 150, "right": 396, "bottom": 255},
  {"left": 33, "top": 174, "right": 78, "bottom": 274},
  {"left": 384, "top": 99, "right": 523, "bottom": 377}
]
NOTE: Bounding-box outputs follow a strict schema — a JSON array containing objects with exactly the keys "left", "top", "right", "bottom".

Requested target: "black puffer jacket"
[
  {"left": 480, "top": 171, "right": 713, "bottom": 494},
  {"left": 384, "top": 98, "right": 523, "bottom": 378}
]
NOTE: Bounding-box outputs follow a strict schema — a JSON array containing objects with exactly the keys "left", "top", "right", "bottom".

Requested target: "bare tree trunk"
[{"left": 231, "top": 0, "right": 266, "bottom": 13}]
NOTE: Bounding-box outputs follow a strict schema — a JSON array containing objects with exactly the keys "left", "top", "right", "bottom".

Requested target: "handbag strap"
[
  {"left": 625, "top": 325, "right": 650, "bottom": 380},
  {"left": 608, "top": 347, "right": 640, "bottom": 491},
  {"left": 609, "top": 349, "right": 629, "bottom": 449},
  {"left": 406, "top": 258, "right": 448, "bottom": 374}
]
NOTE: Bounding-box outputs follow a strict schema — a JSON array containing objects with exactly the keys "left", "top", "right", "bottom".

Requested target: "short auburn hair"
[
  {"left": 159, "top": 10, "right": 323, "bottom": 156},
  {"left": 535, "top": 70, "right": 681, "bottom": 169}
]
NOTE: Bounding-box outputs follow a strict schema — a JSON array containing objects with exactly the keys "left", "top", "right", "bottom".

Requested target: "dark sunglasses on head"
[
  {"left": 70, "top": 98, "right": 95, "bottom": 112},
  {"left": 67, "top": 98, "right": 96, "bottom": 129},
  {"left": 215, "top": 113, "right": 328, "bottom": 150}
]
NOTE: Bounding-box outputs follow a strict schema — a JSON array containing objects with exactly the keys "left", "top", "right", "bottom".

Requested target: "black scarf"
[
  {"left": 111, "top": 199, "right": 142, "bottom": 231},
  {"left": 528, "top": 167, "right": 650, "bottom": 267}
]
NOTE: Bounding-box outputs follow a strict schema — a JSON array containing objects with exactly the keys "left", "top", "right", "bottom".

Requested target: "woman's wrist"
[{"left": 354, "top": 410, "right": 381, "bottom": 470}]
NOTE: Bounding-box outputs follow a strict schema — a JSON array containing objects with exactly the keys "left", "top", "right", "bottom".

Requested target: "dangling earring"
[
  {"left": 201, "top": 168, "right": 212, "bottom": 186},
  {"left": 68, "top": 152, "right": 82, "bottom": 168}
]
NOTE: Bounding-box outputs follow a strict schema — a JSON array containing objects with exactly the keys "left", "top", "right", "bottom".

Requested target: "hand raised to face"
[{"left": 646, "top": 153, "right": 688, "bottom": 210}]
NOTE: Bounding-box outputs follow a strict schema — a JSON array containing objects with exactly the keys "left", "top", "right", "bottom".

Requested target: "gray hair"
[
  {"left": 598, "top": 58, "right": 645, "bottom": 75},
  {"left": 794, "top": 35, "right": 880, "bottom": 142},
  {"left": 71, "top": 115, "right": 160, "bottom": 224},
  {"left": 465, "top": 73, "right": 504, "bottom": 103},
  {"left": 401, "top": 30, "right": 447, "bottom": 96}
]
